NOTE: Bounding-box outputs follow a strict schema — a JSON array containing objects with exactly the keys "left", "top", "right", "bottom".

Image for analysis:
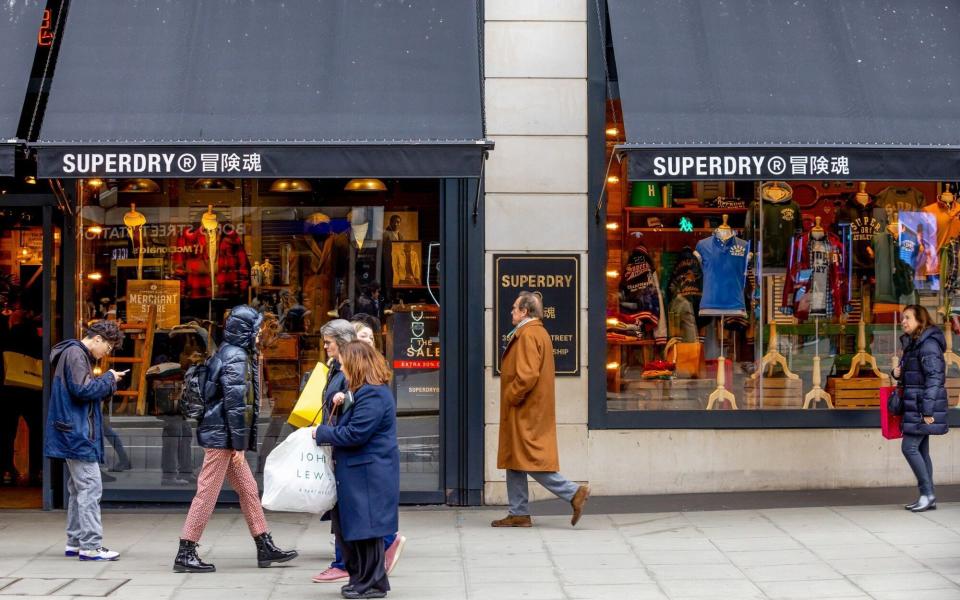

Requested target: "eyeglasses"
[{"left": 100, "top": 337, "right": 114, "bottom": 353}]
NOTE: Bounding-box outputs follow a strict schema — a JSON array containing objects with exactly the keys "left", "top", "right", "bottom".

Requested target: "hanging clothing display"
[
  {"left": 666, "top": 246, "right": 704, "bottom": 317},
  {"left": 783, "top": 231, "right": 845, "bottom": 320},
  {"left": 694, "top": 234, "right": 750, "bottom": 317},
  {"left": 836, "top": 194, "right": 883, "bottom": 270},
  {"left": 620, "top": 243, "right": 661, "bottom": 327},
  {"left": 871, "top": 230, "right": 916, "bottom": 306},
  {"left": 170, "top": 227, "right": 250, "bottom": 300},
  {"left": 744, "top": 181, "right": 803, "bottom": 269},
  {"left": 876, "top": 186, "right": 926, "bottom": 224},
  {"left": 940, "top": 239, "right": 960, "bottom": 316}
]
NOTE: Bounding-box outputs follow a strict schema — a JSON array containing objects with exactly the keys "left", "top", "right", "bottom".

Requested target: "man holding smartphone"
[{"left": 45, "top": 320, "right": 127, "bottom": 561}]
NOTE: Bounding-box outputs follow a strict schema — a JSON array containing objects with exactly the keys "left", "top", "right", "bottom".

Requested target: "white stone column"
[{"left": 483, "top": 0, "right": 590, "bottom": 504}]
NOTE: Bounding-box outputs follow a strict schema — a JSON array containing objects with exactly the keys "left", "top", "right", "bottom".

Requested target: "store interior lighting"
[
  {"left": 119, "top": 178, "right": 160, "bottom": 193},
  {"left": 193, "top": 178, "right": 235, "bottom": 191},
  {"left": 344, "top": 178, "right": 386, "bottom": 192},
  {"left": 269, "top": 179, "right": 313, "bottom": 192}
]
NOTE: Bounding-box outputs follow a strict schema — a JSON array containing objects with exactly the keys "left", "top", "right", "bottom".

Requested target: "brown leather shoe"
[
  {"left": 490, "top": 515, "right": 533, "bottom": 528},
  {"left": 570, "top": 484, "right": 591, "bottom": 526}
]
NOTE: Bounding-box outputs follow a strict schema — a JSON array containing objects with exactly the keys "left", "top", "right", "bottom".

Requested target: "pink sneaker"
[
  {"left": 311, "top": 567, "right": 349, "bottom": 583},
  {"left": 385, "top": 535, "right": 407, "bottom": 575}
]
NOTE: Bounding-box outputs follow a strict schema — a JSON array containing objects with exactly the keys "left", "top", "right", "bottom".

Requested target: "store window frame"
[
  {"left": 63, "top": 176, "right": 484, "bottom": 506},
  {"left": 585, "top": 0, "right": 960, "bottom": 430}
]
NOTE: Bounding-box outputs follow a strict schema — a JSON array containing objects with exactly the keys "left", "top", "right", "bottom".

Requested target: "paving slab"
[{"left": 5, "top": 500, "right": 960, "bottom": 599}]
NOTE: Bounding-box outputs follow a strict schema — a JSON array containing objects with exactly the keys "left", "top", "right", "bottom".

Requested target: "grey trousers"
[
  {"left": 507, "top": 469, "right": 579, "bottom": 516},
  {"left": 65, "top": 459, "right": 103, "bottom": 550}
]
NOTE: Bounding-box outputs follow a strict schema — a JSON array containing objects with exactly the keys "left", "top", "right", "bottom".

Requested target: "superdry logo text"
[{"left": 651, "top": 154, "right": 850, "bottom": 177}]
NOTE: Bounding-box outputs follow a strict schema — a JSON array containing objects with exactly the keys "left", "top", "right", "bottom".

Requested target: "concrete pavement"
[{"left": 2, "top": 500, "right": 960, "bottom": 600}]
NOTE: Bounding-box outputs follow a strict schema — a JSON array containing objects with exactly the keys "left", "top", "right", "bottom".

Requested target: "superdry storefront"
[
  {"left": 589, "top": 0, "right": 960, "bottom": 463},
  {"left": 2, "top": 0, "right": 488, "bottom": 509}
]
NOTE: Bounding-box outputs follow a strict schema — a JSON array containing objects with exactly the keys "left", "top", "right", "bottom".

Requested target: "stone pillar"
[{"left": 483, "top": 0, "right": 590, "bottom": 504}]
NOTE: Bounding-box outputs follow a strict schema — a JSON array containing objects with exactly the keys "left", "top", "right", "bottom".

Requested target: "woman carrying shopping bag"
[
  {"left": 173, "top": 306, "right": 298, "bottom": 573},
  {"left": 315, "top": 341, "right": 399, "bottom": 599},
  {"left": 892, "top": 305, "right": 949, "bottom": 513},
  {"left": 313, "top": 320, "right": 404, "bottom": 584}
]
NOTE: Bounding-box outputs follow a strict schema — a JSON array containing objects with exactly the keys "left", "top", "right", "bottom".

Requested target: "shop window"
[
  {"left": 76, "top": 178, "right": 442, "bottom": 494},
  {"left": 604, "top": 125, "right": 960, "bottom": 415}
]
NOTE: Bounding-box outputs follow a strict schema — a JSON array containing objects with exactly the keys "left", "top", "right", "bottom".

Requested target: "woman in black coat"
[
  {"left": 174, "top": 306, "right": 298, "bottom": 572},
  {"left": 893, "top": 304, "right": 949, "bottom": 513}
]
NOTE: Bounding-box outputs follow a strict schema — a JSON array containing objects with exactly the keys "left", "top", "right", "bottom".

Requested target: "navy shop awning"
[
  {"left": 34, "top": 0, "right": 489, "bottom": 178},
  {"left": 608, "top": 0, "right": 960, "bottom": 181},
  {"left": 0, "top": 1, "right": 46, "bottom": 177}
]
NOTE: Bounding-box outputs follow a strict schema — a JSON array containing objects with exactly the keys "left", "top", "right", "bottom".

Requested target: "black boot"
[
  {"left": 254, "top": 532, "right": 298, "bottom": 568},
  {"left": 173, "top": 539, "right": 216, "bottom": 573},
  {"left": 911, "top": 495, "right": 937, "bottom": 512},
  {"left": 904, "top": 498, "right": 921, "bottom": 510}
]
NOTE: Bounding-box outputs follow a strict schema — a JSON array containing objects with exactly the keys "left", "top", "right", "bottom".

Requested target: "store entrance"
[{"left": 0, "top": 201, "right": 62, "bottom": 509}]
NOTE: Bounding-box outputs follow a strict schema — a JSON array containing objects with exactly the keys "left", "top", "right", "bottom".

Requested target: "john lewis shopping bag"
[{"left": 261, "top": 427, "right": 337, "bottom": 514}]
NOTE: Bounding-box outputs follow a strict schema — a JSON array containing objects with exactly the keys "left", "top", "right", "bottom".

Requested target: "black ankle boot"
[
  {"left": 254, "top": 532, "right": 298, "bottom": 568},
  {"left": 911, "top": 495, "right": 937, "bottom": 513},
  {"left": 173, "top": 539, "right": 216, "bottom": 573}
]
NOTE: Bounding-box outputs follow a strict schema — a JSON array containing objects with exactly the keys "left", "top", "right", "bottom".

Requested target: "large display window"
[
  {"left": 603, "top": 151, "right": 960, "bottom": 415},
  {"left": 75, "top": 178, "right": 442, "bottom": 496}
]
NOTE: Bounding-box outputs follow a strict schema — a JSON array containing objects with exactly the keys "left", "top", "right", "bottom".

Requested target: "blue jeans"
[
  {"left": 332, "top": 533, "right": 396, "bottom": 570},
  {"left": 902, "top": 433, "right": 934, "bottom": 496}
]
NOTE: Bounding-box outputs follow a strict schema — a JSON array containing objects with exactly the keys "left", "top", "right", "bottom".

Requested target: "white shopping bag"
[{"left": 261, "top": 427, "right": 337, "bottom": 514}]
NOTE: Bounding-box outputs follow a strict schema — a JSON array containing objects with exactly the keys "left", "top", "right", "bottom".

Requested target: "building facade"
[{"left": 1, "top": 0, "right": 959, "bottom": 510}]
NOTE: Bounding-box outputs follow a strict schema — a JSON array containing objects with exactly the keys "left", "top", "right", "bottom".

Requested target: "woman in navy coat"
[
  {"left": 315, "top": 341, "right": 399, "bottom": 599},
  {"left": 893, "top": 305, "right": 949, "bottom": 513}
]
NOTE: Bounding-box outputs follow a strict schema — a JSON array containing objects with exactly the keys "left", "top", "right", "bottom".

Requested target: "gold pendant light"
[{"left": 344, "top": 178, "right": 386, "bottom": 192}]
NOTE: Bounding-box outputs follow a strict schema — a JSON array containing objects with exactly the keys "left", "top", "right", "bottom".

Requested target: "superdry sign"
[
  {"left": 621, "top": 147, "right": 960, "bottom": 181},
  {"left": 34, "top": 144, "right": 486, "bottom": 178}
]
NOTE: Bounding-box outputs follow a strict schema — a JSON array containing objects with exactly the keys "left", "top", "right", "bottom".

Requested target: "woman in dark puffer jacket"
[
  {"left": 893, "top": 305, "right": 949, "bottom": 513},
  {"left": 174, "top": 306, "right": 298, "bottom": 572}
]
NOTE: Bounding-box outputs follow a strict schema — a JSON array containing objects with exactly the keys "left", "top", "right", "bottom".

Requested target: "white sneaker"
[
  {"left": 78, "top": 547, "right": 119, "bottom": 561},
  {"left": 65, "top": 545, "right": 79, "bottom": 557}
]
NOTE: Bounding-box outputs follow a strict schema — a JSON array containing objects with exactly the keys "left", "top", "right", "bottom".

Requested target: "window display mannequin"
[
  {"left": 744, "top": 181, "right": 802, "bottom": 269},
  {"left": 694, "top": 215, "right": 751, "bottom": 317},
  {"left": 782, "top": 216, "right": 847, "bottom": 321},
  {"left": 837, "top": 182, "right": 882, "bottom": 271},
  {"left": 922, "top": 183, "right": 960, "bottom": 275},
  {"left": 170, "top": 206, "right": 250, "bottom": 302},
  {"left": 123, "top": 203, "right": 147, "bottom": 280}
]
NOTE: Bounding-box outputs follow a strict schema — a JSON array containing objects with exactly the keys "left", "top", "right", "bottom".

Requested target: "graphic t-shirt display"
[
  {"left": 745, "top": 182, "right": 803, "bottom": 269},
  {"left": 876, "top": 186, "right": 926, "bottom": 224},
  {"left": 694, "top": 234, "right": 750, "bottom": 317},
  {"left": 837, "top": 197, "right": 883, "bottom": 270}
]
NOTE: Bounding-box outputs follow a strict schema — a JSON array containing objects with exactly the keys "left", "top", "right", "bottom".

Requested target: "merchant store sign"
[
  {"left": 494, "top": 254, "right": 580, "bottom": 376},
  {"left": 622, "top": 147, "right": 960, "bottom": 181},
  {"left": 127, "top": 280, "right": 180, "bottom": 329}
]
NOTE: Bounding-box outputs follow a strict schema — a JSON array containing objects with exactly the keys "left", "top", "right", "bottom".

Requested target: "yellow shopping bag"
[
  {"left": 3, "top": 351, "right": 43, "bottom": 390},
  {"left": 286, "top": 361, "right": 329, "bottom": 428}
]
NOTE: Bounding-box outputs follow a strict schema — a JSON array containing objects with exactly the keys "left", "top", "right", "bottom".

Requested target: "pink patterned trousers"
[{"left": 181, "top": 448, "right": 269, "bottom": 542}]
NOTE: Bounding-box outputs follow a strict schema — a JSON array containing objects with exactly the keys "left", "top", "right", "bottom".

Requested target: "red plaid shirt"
[{"left": 171, "top": 228, "right": 250, "bottom": 299}]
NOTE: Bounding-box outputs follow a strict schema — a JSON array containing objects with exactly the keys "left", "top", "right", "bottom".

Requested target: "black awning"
[
  {"left": 34, "top": 0, "right": 489, "bottom": 178},
  {"left": 608, "top": 0, "right": 960, "bottom": 180},
  {"left": 0, "top": 1, "right": 46, "bottom": 177}
]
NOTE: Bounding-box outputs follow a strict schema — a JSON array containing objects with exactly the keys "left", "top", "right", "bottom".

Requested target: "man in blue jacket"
[{"left": 44, "top": 321, "right": 127, "bottom": 561}]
